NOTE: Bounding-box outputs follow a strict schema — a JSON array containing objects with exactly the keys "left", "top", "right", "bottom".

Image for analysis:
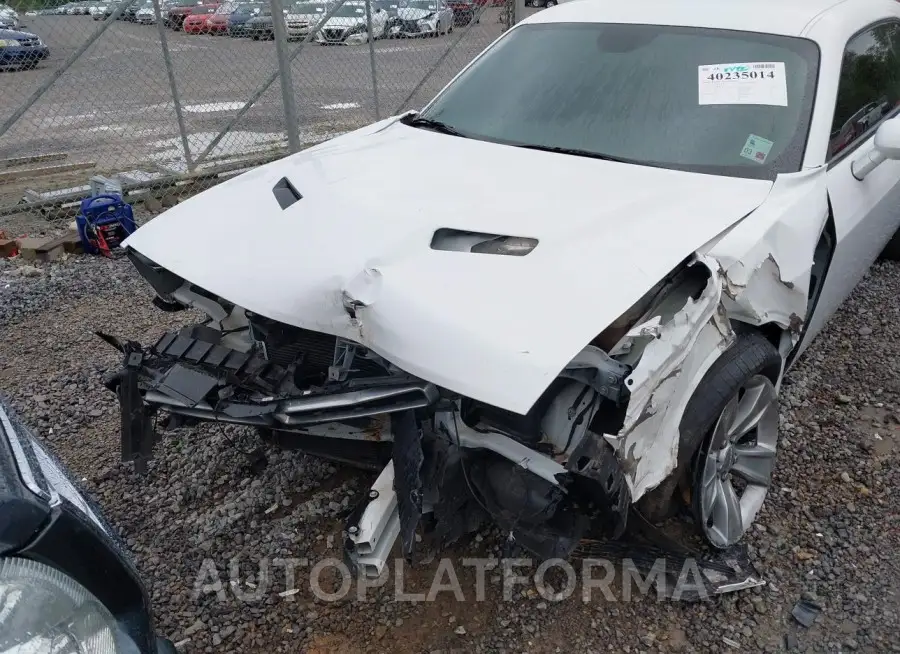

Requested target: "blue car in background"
[
  {"left": 227, "top": 0, "right": 265, "bottom": 36},
  {"left": 0, "top": 28, "right": 49, "bottom": 69}
]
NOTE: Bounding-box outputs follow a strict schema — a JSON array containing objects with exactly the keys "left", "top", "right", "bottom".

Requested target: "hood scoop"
[
  {"left": 273, "top": 177, "right": 302, "bottom": 210},
  {"left": 430, "top": 228, "right": 538, "bottom": 256}
]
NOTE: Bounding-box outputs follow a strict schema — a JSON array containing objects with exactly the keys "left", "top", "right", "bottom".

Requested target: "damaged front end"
[{"left": 102, "top": 247, "right": 767, "bottom": 596}]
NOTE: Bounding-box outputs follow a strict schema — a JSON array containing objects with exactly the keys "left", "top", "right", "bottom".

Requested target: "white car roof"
[{"left": 526, "top": 0, "right": 882, "bottom": 39}]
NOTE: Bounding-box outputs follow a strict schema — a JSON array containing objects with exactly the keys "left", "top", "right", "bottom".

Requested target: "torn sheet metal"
[
  {"left": 701, "top": 168, "right": 829, "bottom": 339},
  {"left": 607, "top": 257, "right": 735, "bottom": 501}
]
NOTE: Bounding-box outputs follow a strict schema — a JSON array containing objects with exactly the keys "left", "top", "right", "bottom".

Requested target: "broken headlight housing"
[{"left": 0, "top": 557, "right": 130, "bottom": 653}]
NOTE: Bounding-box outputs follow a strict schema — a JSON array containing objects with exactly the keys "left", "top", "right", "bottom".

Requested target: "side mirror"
[
  {"left": 874, "top": 116, "right": 900, "bottom": 159},
  {"left": 852, "top": 116, "right": 900, "bottom": 180}
]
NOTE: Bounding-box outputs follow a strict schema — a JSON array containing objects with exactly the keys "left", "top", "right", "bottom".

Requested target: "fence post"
[
  {"left": 363, "top": 0, "right": 381, "bottom": 120},
  {"left": 513, "top": 0, "right": 525, "bottom": 25},
  {"left": 153, "top": 0, "right": 195, "bottom": 171},
  {"left": 270, "top": 0, "right": 301, "bottom": 153}
]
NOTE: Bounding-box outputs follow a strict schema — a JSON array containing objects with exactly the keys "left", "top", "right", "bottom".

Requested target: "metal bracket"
[
  {"left": 345, "top": 460, "right": 400, "bottom": 578},
  {"left": 559, "top": 345, "right": 631, "bottom": 405},
  {"left": 328, "top": 338, "right": 358, "bottom": 382}
]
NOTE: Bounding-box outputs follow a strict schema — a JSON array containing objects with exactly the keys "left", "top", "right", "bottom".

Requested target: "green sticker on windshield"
[{"left": 740, "top": 134, "right": 774, "bottom": 164}]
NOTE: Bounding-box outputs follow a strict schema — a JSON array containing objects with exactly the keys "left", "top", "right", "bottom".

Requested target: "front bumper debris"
[{"left": 99, "top": 326, "right": 439, "bottom": 470}]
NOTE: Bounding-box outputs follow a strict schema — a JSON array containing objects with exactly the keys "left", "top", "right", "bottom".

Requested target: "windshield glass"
[
  {"left": 332, "top": 3, "right": 364, "bottom": 16},
  {"left": 419, "top": 23, "right": 819, "bottom": 179},
  {"left": 404, "top": 0, "right": 436, "bottom": 9},
  {"left": 233, "top": 1, "right": 262, "bottom": 11},
  {"left": 292, "top": 2, "right": 325, "bottom": 13}
]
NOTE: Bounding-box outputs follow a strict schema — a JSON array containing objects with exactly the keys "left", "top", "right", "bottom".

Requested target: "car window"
[
  {"left": 419, "top": 23, "right": 819, "bottom": 180},
  {"left": 829, "top": 21, "right": 900, "bottom": 160}
]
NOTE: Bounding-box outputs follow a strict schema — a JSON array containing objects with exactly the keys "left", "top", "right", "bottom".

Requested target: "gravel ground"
[{"left": 0, "top": 240, "right": 898, "bottom": 653}]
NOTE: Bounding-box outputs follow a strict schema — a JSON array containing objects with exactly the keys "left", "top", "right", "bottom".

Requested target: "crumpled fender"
[{"left": 608, "top": 168, "right": 829, "bottom": 500}]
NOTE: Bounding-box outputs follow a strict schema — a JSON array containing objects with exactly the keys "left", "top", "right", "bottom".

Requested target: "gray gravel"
[{"left": 1, "top": 248, "right": 898, "bottom": 654}]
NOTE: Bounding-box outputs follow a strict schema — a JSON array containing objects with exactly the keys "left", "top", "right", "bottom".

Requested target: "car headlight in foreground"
[
  {"left": 0, "top": 557, "right": 125, "bottom": 653},
  {"left": 0, "top": 399, "right": 175, "bottom": 654},
  {"left": 0, "top": 39, "right": 17, "bottom": 47}
]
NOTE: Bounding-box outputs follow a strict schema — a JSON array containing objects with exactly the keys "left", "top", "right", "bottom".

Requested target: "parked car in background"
[
  {"left": 395, "top": 0, "right": 453, "bottom": 37},
  {"left": 103, "top": 1, "right": 124, "bottom": 19},
  {"left": 0, "top": 398, "right": 177, "bottom": 654},
  {"left": 165, "top": 0, "right": 203, "bottom": 28},
  {"left": 205, "top": 1, "right": 236, "bottom": 33},
  {"left": 314, "top": 0, "right": 388, "bottom": 43},
  {"left": 0, "top": 28, "right": 48, "bottom": 69},
  {"left": 225, "top": 0, "right": 263, "bottom": 35},
  {"left": 183, "top": 3, "right": 219, "bottom": 32},
  {"left": 0, "top": 11, "right": 18, "bottom": 29},
  {"left": 245, "top": 6, "right": 279, "bottom": 39},
  {"left": 123, "top": 0, "right": 150, "bottom": 21},
  {"left": 374, "top": 0, "right": 402, "bottom": 33},
  {"left": 285, "top": 1, "right": 329, "bottom": 40},
  {"left": 89, "top": 3, "right": 110, "bottom": 18},
  {"left": 0, "top": 4, "right": 20, "bottom": 29},
  {"left": 134, "top": 1, "right": 156, "bottom": 22},
  {"left": 447, "top": 0, "right": 479, "bottom": 25}
]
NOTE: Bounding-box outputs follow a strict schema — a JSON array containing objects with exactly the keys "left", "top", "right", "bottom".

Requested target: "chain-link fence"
[{"left": 1, "top": 0, "right": 533, "bottom": 219}]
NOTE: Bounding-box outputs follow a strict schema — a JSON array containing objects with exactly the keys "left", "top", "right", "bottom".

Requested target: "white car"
[
  {"left": 105, "top": 0, "right": 900, "bottom": 576},
  {"left": 134, "top": 3, "right": 155, "bottom": 22},
  {"left": 285, "top": 1, "right": 328, "bottom": 39},
  {"left": 314, "top": 0, "right": 387, "bottom": 43},
  {"left": 394, "top": 0, "right": 452, "bottom": 37}
]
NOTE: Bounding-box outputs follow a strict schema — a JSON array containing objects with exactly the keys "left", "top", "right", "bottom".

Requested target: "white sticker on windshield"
[
  {"left": 740, "top": 134, "right": 774, "bottom": 164},
  {"left": 698, "top": 62, "right": 787, "bottom": 106}
]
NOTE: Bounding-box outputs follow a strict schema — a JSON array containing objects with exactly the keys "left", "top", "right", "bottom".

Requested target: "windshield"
[
  {"left": 403, "top": 0, "right": 436, "bottom": 10},
  {"left": 233, "top": 1, "right": 262, "bottom": 11},
  {"left": 332, "top": 3, "right": 365, "bottom": 16},
  {"left": 419, "top": 23, "right": 819, "bottom": 179},
  {"left": 292, "top": 2, "right": 325, "bottom": 13}
]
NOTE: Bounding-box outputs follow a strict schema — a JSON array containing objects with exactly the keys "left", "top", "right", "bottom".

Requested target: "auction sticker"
[
  {"left": 740, "top": 134, "right": 774, "bottom": 164},
  {"left": 698, "top": 62, "right": 787, "bottom": 106}
]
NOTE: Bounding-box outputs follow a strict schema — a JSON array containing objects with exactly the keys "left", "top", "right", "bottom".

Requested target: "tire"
[
  {"left": 637, "top": 332, "right": 781, "bottom": 533},
  {"left": 879, "top": 228, "right": 900, "bottom": 260},
  {"left": 545, "top": 0, "right": 557, "bottom": 5}
]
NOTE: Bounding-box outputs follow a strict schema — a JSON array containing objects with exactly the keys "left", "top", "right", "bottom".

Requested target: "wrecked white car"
[
  {"left": 103, "top": 0, "right": 900, "bottom": 581},
  {"left": 313, "top": 0, "right": 387, "bottom": 43}
]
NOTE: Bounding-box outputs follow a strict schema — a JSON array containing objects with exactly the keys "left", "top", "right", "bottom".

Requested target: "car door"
[{"left": 808, "top": 20, "right": 900, "bottom": 340}]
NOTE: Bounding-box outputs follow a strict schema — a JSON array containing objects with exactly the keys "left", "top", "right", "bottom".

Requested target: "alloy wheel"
[{"left": 696, "top": 374, "right": 779, "bottom": 548}]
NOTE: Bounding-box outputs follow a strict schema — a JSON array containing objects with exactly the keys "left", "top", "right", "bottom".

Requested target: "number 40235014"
[{"left": 708, "top": 70, "right": 777, "bottom": 81}]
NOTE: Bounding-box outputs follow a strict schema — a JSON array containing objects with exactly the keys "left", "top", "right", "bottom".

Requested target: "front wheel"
[{"left": 688, "top": 333, "right": 782, "bottom": 549}]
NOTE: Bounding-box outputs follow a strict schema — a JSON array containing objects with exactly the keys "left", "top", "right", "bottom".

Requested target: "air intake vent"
[{"left": 272, "top": 177, "right": 302, "bottom": 210}]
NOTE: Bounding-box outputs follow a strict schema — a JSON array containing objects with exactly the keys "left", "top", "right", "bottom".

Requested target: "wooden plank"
[
  {"left": 0, "top": 152, "right": 69, "bottom": 169},
  {"left": 0, "top": 162, "right": 97, "bottom": 184},
  {"left": 36, "top": 230, "right": 81, "bottom": 254},
  {"left": 16, "top": 237, "right": 52, "bottom": 261}
]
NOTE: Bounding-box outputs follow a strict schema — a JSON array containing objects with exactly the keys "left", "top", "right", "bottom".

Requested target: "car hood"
[
  {"left": 322, "top": 15, "right": 365, "bottom": 27},
  {"left": 0, "top": 28, "right": 34, "bottom": 38},
  {"left": 397, "top": 7, "right": 433, "bottom": 19},
  {"left": 124, "top": 117, "right": 774, "bottom": 414},
  {"left": 286, "top": 11, "right": 322, "bottom": 21}
]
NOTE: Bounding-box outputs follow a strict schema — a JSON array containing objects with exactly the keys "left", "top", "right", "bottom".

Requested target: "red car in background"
[
  {"left": 183, "top": 4, "right": 221, "bottom": 32},
  {"left": 205, "top": 1, "right": 236, "bottom": 33}
]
